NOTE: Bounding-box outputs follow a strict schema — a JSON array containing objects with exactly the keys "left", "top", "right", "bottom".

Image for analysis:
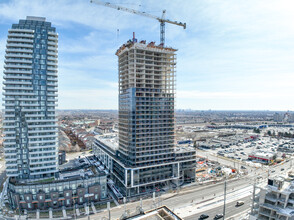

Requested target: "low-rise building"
[
  {"left": 7, "top": 166, "right": 107, "bottom": 211},
  {"left": 92, "top": 134, "right": 196, "bottom": 197},
  {"left": 248, "top": 151, "right": 277, "bottom": 164},
  {"left": 278, "top": 142, "right": 294, "bottom": 154}
]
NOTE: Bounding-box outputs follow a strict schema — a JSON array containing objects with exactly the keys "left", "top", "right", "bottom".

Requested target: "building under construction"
[{"left": 93, "top": 37, "right": 196, "bottom": 197}]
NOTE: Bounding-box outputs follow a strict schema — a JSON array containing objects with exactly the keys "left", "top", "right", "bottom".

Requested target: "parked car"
[
  {"left": 214, "top": 214, "right": 224, "bottom": 219},
  {"left": 236, "top": 201, "right": 244, "bottom": 206},
  {"left": 199, "top": 214, "right": 209, "bottom": 219}
]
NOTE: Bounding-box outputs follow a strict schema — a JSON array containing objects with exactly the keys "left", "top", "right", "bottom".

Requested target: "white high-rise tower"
[{"left": 3, "top": 16, "right": 58, "bottom": 180}]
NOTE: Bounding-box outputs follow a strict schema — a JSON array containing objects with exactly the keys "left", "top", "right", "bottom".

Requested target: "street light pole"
[
  {"left": 223, "top": 178, "right": 227, "bottom": 220},
  {"left": 84, "top": 193, "right": 94, "bottom": 220},
  {"left": 107, "top": 202, "right": 111, "bottom": 220},
  {"left": 15, "top": 195, "right": 20, "bottom": 220},
  {"left": 73, "top": 198, "right": 76, "bottom": 220},
  {"left": 251, "top": 178, "right": 256, "bottom": 215}
]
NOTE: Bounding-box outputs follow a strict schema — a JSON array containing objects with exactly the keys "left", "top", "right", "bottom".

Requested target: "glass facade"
[{"left": 3, "top": 16, "right": 58, "bottom": 179}]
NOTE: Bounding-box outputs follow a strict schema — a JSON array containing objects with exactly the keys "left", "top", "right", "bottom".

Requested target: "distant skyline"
[{"left": 0, "top": 0, "right": 293, "bottom": 111}]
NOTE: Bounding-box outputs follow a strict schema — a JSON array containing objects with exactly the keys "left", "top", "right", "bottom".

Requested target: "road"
[
  {"left": 79, "top": 175, "right": 256, "bottom": 219},
  {"left": 185, "top": 195, "right": 250, "bottom": 220},
  {"left": 81, "top": 153, "right": 293, "bottom": 220},
  {"left": 1, "top": 150, "right": 290, "bottom": 220}
]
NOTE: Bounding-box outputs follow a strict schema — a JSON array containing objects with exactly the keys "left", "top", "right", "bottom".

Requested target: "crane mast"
[{"left": 90, "top": 0, "right": 186, "bottom": 46}]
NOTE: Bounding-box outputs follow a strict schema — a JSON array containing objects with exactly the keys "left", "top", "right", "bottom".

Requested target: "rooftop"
[
  {"left": 116, "top": 39, "right": 177, "bottom": 56},
  {"left": 126, "top": 206, "right": 182, "bottom": 220},
  {"left": 175, "top": 145, "right": 196, "bottom": 153},
  {"left": 95, "top": 134, "right": 118, "bottom": 152},
  {"left": 10, "top": 165, "right": 105, "bottom": 186},
  {"left": 26, "top": 16, "right": 46, "bottom": 21}
]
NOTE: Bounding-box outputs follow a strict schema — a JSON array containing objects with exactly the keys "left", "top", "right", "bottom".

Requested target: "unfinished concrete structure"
[
  {"left": 117, "top": 39, "right": 177, "bottom": 168},
  {"left": 250, "top": 176, "right": 294, "bottom": 220},
  {"left": 93, "top": 38, "right": 196, "bottom": 197}
]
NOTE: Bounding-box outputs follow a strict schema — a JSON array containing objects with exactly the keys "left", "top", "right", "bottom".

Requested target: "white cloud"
[
  {"left": 0, "top": 0, "right": 294, "bottom": 110},
  {"left": 0, "top": 0, "right": 151, "bottom": 31}
]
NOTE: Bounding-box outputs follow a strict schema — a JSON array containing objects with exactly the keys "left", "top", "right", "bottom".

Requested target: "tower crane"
[{"left": 90, "top": 0, "right": 186, "bottom": 46}]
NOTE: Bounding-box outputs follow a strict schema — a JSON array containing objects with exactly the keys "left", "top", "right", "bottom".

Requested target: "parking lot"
[{"left": 203, "top": 136, "right": 291, "bottom": 166}]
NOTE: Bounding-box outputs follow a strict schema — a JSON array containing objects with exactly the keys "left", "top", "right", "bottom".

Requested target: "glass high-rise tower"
[
  {"left": 3, "top": 16, "right": 58, "bottom": 180},
  {"left": 117, "top": 41, "right": 176, "bottom": 168},
  {"left": 93, "top": 39, "right": 196, "bottom": 196}
]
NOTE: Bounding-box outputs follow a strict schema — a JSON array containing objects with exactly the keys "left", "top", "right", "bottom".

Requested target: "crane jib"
[{"left": 90, "top": 0, "right": 186, "bottom": 45}]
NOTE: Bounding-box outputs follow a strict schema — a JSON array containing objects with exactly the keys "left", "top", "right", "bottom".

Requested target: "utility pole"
[
  {"left": 107, "top": 202, "right": 111, "bottom": 220},
  {"left": 251, "top": 178, "right": 256, "bottom": 215},
  {"left": 123, "top": 197, "right": 126, "bottom": 215},
  {"left": 152, "top": 192, "right": 156, "bottom": 208},
  {"left": 73, "top": 198, "right": 76, "bottom": 220},
  {"left": 223, "top": 178, "right": 227, "bottom": 220}
]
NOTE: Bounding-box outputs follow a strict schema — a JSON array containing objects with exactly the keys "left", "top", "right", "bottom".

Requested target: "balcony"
[
  {"left": 3, "top": 86, "right": 33, "bottom": 91},
  {"left": 47, "top": 88, "right": 58, "bottom": 92},
  {"left": 47, "top": 61, "right": 58, "bottom": 66},
  {"left": 5, "top": 48, "right": 33, "bottom": 53},
  {"left": 6, "top": 167, "right": 18, "bottom": 172},
  {"left": 8, "top": 29, "right": 34, "bottom": 33},
  {"left": 6, "top": 43, "right": 33, "bottom": 48},
  {"left": 47, "top": 51, "right": 58, "bottom": 56},
  {"left": 47, "top": 41, "right": 57, "bottom": 46},
  {"left": 48, "top": 31, "right": 58, "bottom": 36},
  {"left": 5, "top": 59, "right": 32, "bottom": 64},
  {"left": 47, "top": 66, "right": 57, "bottom": 71},
  {"left": 48, "top": 46, "right": 58, "bottom": 51},
  {"left": 47, "top": 56, "right": 57, "bottom": 61},
  {"left": 3, "top": 69, "right": 32, "bottom": 74},
  {"left": 4, "top": 64, "right": 32, "bottom": 69},
  {"left": 5, "top": 54, "right": 33, "bottom": 59},
  {"left": 8, "top": 32, "right": 34, "bottom": 38},
  {"left": 48, "top": 36, "right": 58, "bottom": 40},
  {"left": 7, "top": 38, "right": 34, "bottom": 43},
  {"left": 3, "top": 80, "right": 32, "bottom": 85}
]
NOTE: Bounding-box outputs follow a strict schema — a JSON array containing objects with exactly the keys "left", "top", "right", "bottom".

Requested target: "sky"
[{"left": 0, "top": 0, "right": 293, "bottom": 111}]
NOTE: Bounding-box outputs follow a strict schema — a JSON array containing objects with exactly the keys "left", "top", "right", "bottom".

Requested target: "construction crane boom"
[{"left": 90, "top": 0, "right": 186, "bottom": 46}]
